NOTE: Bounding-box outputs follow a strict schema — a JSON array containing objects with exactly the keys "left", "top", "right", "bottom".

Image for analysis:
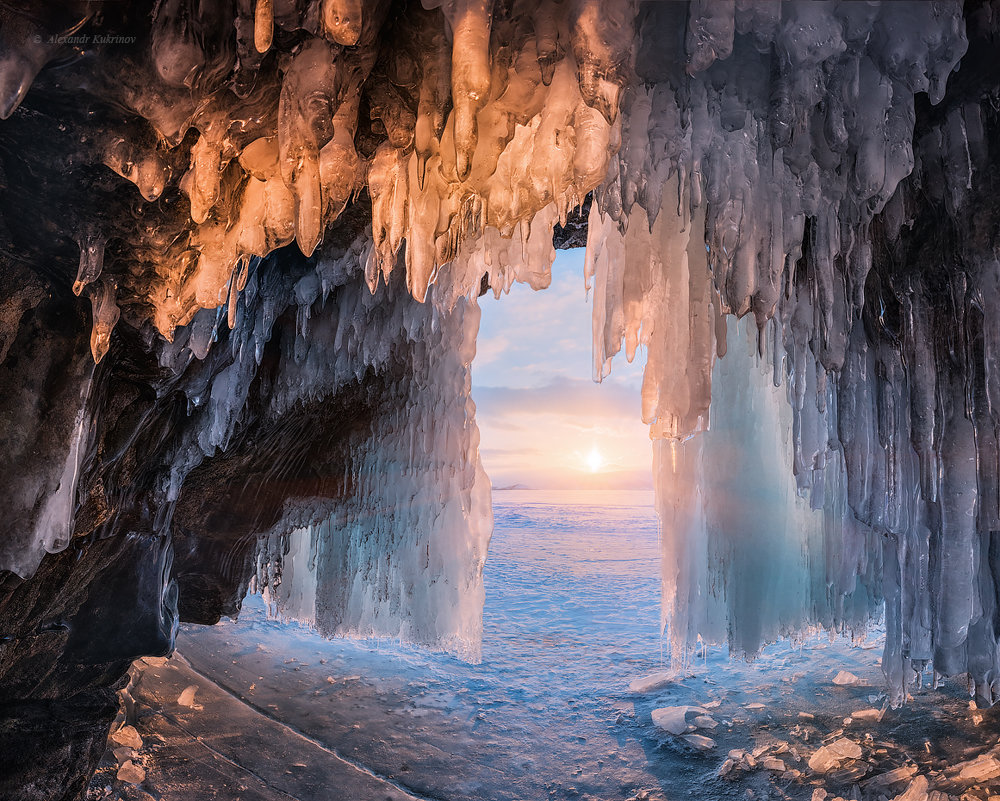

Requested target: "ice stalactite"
[
  {"left": 255, "top": 270, "right": 492, "bottom": 660},
  {"left": 579, "top": 1, "right": 990, "bottom": 704},
  {"left": 0, "top": 253, "right": 96, "bottom": 579},
  {"left": 139, "top": 231, "right": 493, "bottom": 657},
  {"left": 26, "top": 377, "right": 95, "bottom": 575},
  {"left": 655, "top": 317, "right": 882, "bottom": 665}
]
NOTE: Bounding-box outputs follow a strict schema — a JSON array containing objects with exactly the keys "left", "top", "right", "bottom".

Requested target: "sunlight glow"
[
  {"left": 586, "top": 447, "right": 604, "bottom": 473},
  {"left": 474, "top": 250, "right": 652, "bottom": 490}
]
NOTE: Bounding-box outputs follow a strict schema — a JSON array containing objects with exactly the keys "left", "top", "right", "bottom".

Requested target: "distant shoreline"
[{"left": 491, "top": 485, "right": 654, "bottom": 492}]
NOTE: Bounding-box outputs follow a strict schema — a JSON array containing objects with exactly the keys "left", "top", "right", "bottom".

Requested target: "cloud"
[
  {"left": 471, "top": 248, "right": 652, "bottom": 489},
  {"left": 473, "top": 334, "right": 510, "bottom": 368},
  {"left": 473, "top": 377, "right": 642, "bottom": 421},
  {"left": 482, "top": 446, "right": 544, "bottom": 457},
  {"left": 474, "top": 251, "right": 597, "bottom": 389}
]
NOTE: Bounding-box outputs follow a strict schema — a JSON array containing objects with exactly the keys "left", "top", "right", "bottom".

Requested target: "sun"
[{"left": 586, "top": 446, "right": 604, "bottom": 473}]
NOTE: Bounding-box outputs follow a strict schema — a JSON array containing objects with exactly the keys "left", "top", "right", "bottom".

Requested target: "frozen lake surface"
[{"left": 90, "top": 491, "right": 999, "bottom": 801}]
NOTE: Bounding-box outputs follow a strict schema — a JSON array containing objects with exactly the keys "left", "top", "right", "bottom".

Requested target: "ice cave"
[{"left": 3, "top": 0, "right": 1000, "bottom": 799}]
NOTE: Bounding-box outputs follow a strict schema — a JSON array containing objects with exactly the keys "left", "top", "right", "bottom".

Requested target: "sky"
[{"left": 472, "top": 249, "right": 653, "bottom": 490}]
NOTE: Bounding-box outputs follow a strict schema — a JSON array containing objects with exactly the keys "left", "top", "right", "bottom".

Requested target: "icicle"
[
  {"left": 368, "top": 143, "right": 409, "bottom": 289},
  {"left": 88, "top": 279, "right": 121, "bottom": 364},
  {"left": 413, "top": 9, "right": 452, "bottom": 192},
  {"left": 0, "top": 11, "right": 61, "bottom": 120},
  {"left": 533, "top": 1, "right": 563, "bottom": 86},
  {"left": 102, "top": 135, "right": 171, "bottom": 202},
  {"left": 685, "top": 0, "right": 735, "bottom": 74},
  {"left": 322, "top": 0, "right": 363, "bottom": 46},
  {"left": 74, "top": 229, "right": 107, "bottom": 297},
  {"left": 277, "top": 38, "right": 342, "bottom": 258},
  {"left": 319, "top": 111, "right": 361, "bottom": 226},
  {"left": 447, "top": 0, "right": 494, "bottom": 181},
  {"left": 254, "top": 0, "right": 273, "bottom": 52},
  {"left": 183, "top": 133, "right": 223, "bottom": 224},
  {"left": 569, "top": 0, "right": 633, "bottom": 124},
  {"left": 151, "top": 0, "right": 211, "bottom": 88},
  {"left": 227, "top": 259, "right": 247, "bottom": 329}
]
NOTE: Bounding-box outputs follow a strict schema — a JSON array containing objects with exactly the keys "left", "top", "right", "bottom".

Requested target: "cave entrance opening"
[
  {"left": 152, "top": 252, "right": 909, "bottom": 801},
  {"left": 469, "top": 243, "right": 664, "bottom": 700},
  {"left": 473, "top": 247, "right": 652, "bottom": 494}
]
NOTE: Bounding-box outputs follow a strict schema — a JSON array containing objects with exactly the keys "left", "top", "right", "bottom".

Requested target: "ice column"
[
  {"left": 256, "top": 271, "right": 492, "bottom": 661},
  {"left": 655, "top": 318, "right": 863, "bottom": 660}
]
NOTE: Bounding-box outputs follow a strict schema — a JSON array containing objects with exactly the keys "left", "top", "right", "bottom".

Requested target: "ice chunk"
[
  {"left": 113, "top": 747, "right": 133, "bottom": 764},
  {"left": 808, "top": 738, "right": 863, "bottom": 773},
  {"left": 628, "top": 672, "right": 676, "bottom": 694},
  {"left": 177, "top": 685, "right": 199, "bottom": 708},
  {"left": 116, "top": 761, "right": 146, "bottom": 785},
  {"left": 868, "top": 766, "right": 918, "bottom": 787},
  {"left": 892, "top": 776, "right": 929, "bottom": 801},
  {"left": 957, "top": 755, "right": 1000, "bottom": 783},
  {"left": 651, "top": 705, "right": 708, "bottom": 736},
  {"left": 111, "top": 725, "right": 143, "bottom": 750},
  {"left": 833, "top": 671, "right": 862, "bottom": 687},
  {"left": 682, "top": 734, "right": 715, "bottom": 750}
]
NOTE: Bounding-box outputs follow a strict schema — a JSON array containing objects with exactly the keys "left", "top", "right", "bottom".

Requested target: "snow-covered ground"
[{"left": 89, "top": 491, "right": 999, "bottom": 801}]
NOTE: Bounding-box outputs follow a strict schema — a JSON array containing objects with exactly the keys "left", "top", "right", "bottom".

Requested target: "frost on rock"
[{"left": 0, "top": 0, "right": 999, "bottom": 700}]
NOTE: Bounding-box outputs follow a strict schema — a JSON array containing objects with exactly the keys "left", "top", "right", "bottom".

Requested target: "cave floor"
[
  {"left": 83, "top": 491, "right": 1000, "bottom": 801},
  {"left": 84, "top": 618, "right": 1000, "bottom": 801},
  {"left": 90, "top": 649, "right": 422, "bottom": 801}
]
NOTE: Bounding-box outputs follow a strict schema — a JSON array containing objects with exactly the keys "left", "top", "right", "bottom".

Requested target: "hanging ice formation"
[{"left": 2, "top": 0, "right": 999, "bottom": 704}]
